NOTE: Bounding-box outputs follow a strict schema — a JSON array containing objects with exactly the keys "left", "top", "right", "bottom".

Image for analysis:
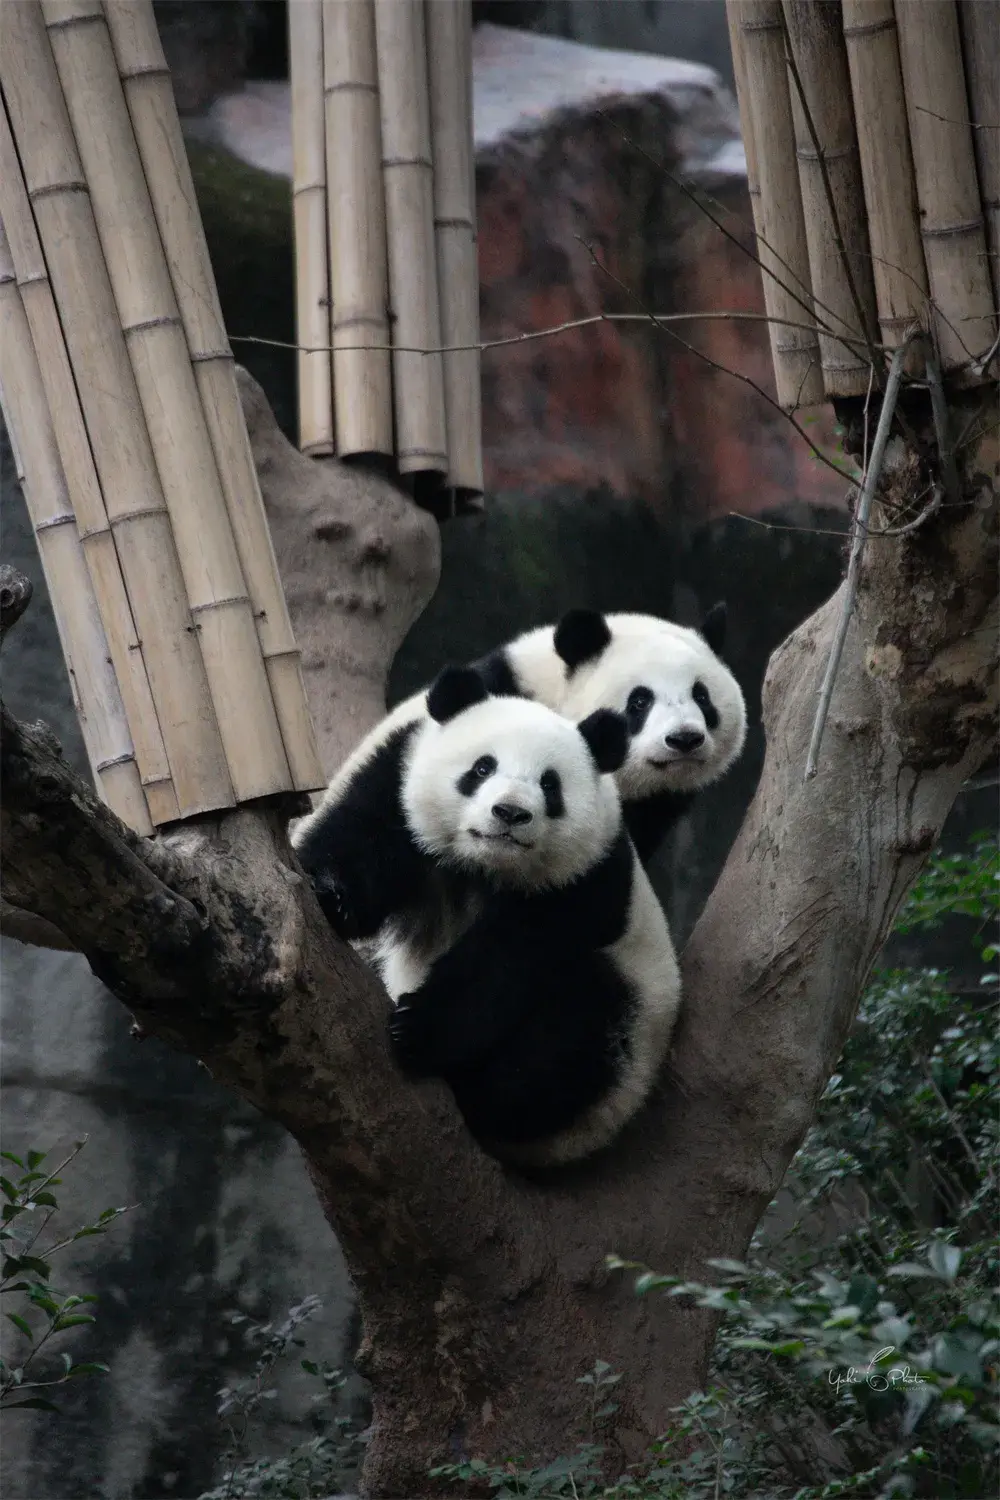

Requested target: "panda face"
[
  {"left": 403, "top": 696, "right": 622, "bottom": 891},
  {"left": 559, "top": 619, "right": 747, "bottom": 800}
]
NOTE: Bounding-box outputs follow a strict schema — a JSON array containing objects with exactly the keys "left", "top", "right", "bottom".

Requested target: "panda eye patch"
[
  {"left": 539, "top": 767, "right": 565, "bottom": 818},
  {"left": 457, "top": 755, "right": 497, "bottom": 796},
  {"left": 692, "top": 680, "right": 720, "bottom": 730},
  {"left": 474, "top": 755, "right": 497, "bottom": 778},
  {"left": 625, "top": 686, "right": 654, "bottom": 733}
]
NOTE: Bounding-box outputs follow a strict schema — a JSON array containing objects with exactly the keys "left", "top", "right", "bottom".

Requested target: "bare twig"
[
  {"left": 924, "top": 332, "right": 962, "bottom": 508},
  {"left": 804, "top": 332, "right": 920, "bottom": 781}
]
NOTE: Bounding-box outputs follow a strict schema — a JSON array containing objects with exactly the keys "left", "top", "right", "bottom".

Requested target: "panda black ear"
[
  {"left": 700, "top": 601, "right": 727, "bottom": 656},
  {"left": 578, "top": 709, "right": 628, "bottom": 775},
  {"left": 554, "top": 609, "right": 612, "bottom": 672},
  {"left": 427, "top": 666, "right": 489, "bottom": 724}
]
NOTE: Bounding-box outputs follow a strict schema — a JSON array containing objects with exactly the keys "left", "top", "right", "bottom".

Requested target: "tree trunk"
[{"left": 1, "top": 380, "right": 996, "bottom": 1495}]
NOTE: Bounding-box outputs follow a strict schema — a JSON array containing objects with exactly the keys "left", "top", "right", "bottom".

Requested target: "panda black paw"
[
  {"left": 388, "top": 997, "right": 436, "bottom": 1077},
  {"left": 311, "top": 873, "right": 362, "bottom": 940}
]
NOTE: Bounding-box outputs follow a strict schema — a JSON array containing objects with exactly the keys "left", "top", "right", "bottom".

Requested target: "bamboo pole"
[
  {"left": 323, "top": 0, "right": 393, "bottom": 459},
  {"left": 0, "top": 104, "right": 178, "bottom": 826},
  {"left": 425, "top": 0, "right": 483, "bottom": 501},
  {"left": 726, "top": 0, "right": 824, "bottom": 408},
  {"left": 103, "top": 0, "right": 324, "bottom": 793},
  {"left": 957, "top": 0, "right": 1000, "bottom": 308},
  {"left": 289, "top": 0, "right": 334, "bottom": 456},
  {"left": 781, "top": 0, "right": 879, "bottom": 397},
  {"left": 0, "top": 5, "right": 232, "bottom": 820},
  {"left": 0, "top": 221, "right": 154, "bottom": 835},
  {"left": 374, "top": 0, "right": 447, "bottom": 477},
  {"left": 894, "top": 0, "right": 996, "bottom": 371},
  {"left": 841, "top": 0, "right": 929, "bottom": 359},
  {"left": 41, "top": 0, "right": 293, "bottom": 802}
]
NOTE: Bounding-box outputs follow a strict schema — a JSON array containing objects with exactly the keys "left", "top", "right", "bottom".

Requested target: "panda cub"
[
  {"left": 292, "top": 607, "right": 746, "bottom": 938},
  {"left": 386, "top": 666, "right": 681, "bottom": 1166}
]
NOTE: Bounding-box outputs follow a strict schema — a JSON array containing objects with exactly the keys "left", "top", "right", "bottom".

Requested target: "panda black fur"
[
  {"left": 291, "top": 605, "right": 747, "bottom": 937},
  {"left": 385, "top": 667, "right": 681, "bottom": 1165}
]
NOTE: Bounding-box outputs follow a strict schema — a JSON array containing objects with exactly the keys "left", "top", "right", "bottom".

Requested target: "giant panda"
[
  {"left": 385, "top": 666, "right": 682, "bottom": 1166},
  {"left": 291, "top": 604, "right": 746, "bottom": 936}
]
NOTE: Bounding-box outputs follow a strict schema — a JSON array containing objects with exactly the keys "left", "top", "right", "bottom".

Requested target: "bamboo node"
[
  {"left": 434, "top": 216, "right": 476, "bottom": 231},
  {"left": 323, "top": 81, "right": 378, "bottom": 97},
  {"left": 842, "top": 17, "right": 897, "bottom": 40},
  {"left": 43, "top": 13, "right": 103, "bottom": 34},
  {"left": 34, "top": 512, "right": 77, "bottom": 532},
  {"left": 188, "top": 595, "right": 252, "bottom": 614},
  {"left": 382, "top": 155, "right": 433, "bottom": 171},
  {"left": 28, "top": 180, "right": 88, "bottom": 201},
  {"left": 118, "top": 64, "right": 171, "bottom": 83},
  {"left": 795, "top": 145, "right": 856, "bottom": 165},
  {"left": 122, "top": 314, "right": 183, "bottom": 336},
  {"left": 189, "top": 348, "right": 234, "bottom": 364},
  {"left": 919, "top": 219, "right": 985, "bottom": 240},
  {"left": 95, "top": 751, "right": 138, "bottom": 772}
]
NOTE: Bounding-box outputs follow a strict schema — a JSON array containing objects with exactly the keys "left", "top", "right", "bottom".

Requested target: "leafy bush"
[{"left": 0, "top": 1138, "right": 128, "bottom": 1413}]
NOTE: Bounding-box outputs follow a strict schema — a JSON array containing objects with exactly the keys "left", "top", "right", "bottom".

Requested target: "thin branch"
[
  {"left": 924, "top": 333, "right": 962, "bottom": 508},
  {"left": 914, "top": 104, "right": 1000, "bottom": 130},
  {"left": 230, "top": 308, "right": 875, "bottom": 359},
  {"left": 580, "top": 242, "right": 859, "bottom": 484},
  {"left": 804, "top": 331, "right": 920, "bottom": 781}
]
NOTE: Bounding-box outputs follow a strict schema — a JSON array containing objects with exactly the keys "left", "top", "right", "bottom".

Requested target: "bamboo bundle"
[
  {"left": 425, "top": 0, "right": 483, "bottom": 500},
  {"left": 0, "top": 103, "right": 178, "bottom": 826},
  {"left": 323, "top": 0, "right": 393, "bottom": 459},
  {"left": 781, "top": 0, "right": 879, "bottom": 396},
  {"left": 289, "top": 0, "right": 334, "bottom": 457},
  {"left": 102, "top": 0, "right": 324, "bottom": 793},
  {"left": 957, "top": 0, "right": 1000, "bottom": 307},
  {"left": 727, "top": 0, "right": 824, "bottom": 408},
  {"left": 374, "top": 0, "right": 447, "bottom": 477},
  {"left": 0, "top": 3, "right": 233, "bottom": 820},
  {"left": 894, "top": 0, "right": 996, "bottom": 371},
  {"left": 0, "top": 220, "right": 153, "bottom": 836},
  {"left": 841, "top": 0, "right": 929, "bottom": 357},
  {"left": 39, "top": 0, "right": 294, "bottom": 803}
]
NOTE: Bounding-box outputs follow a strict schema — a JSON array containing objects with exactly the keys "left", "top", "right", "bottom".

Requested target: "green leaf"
[
  {"left": 705, "top": 1258, "right": 751, "bottom": 1276},
  {"left": 0, "top": 1154, "right": 25, "bottom": 1170},
  {"left": 6, "top": 1313, "right": 33, "bottom": 1340},
  {"left": 0, "top": 1178, "right": 19, "bottom": 1204},
  {"left": 66, "top": 1361, "right": 109, "bottom": 1377},
  {"left": 2, "top": 1396, "right": 60, "bottom": 1412},
  {"left": 27, "top": 1193, "right": 57, "bottom": 1209},
  {"left": 927, "top": 1241, "right": 962, "bottom": 1282},
  {"left": 51, "top": 1314, "right": 96, "bottom": 1331},
  {"left": 16, "top": 1257, "right": 51, "bottom": 1278},
  {"left": 26, "top": 1152, "right": 47, "bottom": 1170}
]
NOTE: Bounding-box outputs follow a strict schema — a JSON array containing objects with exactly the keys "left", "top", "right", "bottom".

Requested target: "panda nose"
[
  {"left": 665, "top": 729, "right": 705, "bottom": 753},
  {"left": 492, "top": 801, "right": 533, "bottom": 827}
]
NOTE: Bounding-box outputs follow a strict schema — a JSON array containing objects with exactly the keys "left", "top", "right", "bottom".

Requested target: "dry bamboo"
[
  {"left": 0, "top": 103, "right": 178, "bottom": 825},
  {"left": 425, "top": 0, "right": 483, "bottom": 500},
  {"left": 726, "top": 1, "right": 824, "bottom": 408},
  {"left": 374, "top": 0, "right": 447, "bottom": 476},
  {"left": 41, "top": 0, "right": 294, "bottom": 802},
  {"left": 289, "top": 0, "right": 334, "bottom": 456},
  {"left": 894, "top": 0, "right": 996, "bottom": 371},
  {"left": 323, "top": 0, "right": 393, "bottom": 458},
  {"left": 0, "top": 3, "right": 232, "bottom": 819},
  {"left": 841, "top": 0, "right": 929, "bottom": 358},
  {"left": 957, "top": 0, "right": 1000, "bottom": 309},
  {"left": 0, "top": 221, "right": 153, "bottom": 835},
  {"left": 781, "top": 0, "right": 879, "bottom": 396},
  {"left": 103, "top": 0, "right": 324, "bottom": 793}
]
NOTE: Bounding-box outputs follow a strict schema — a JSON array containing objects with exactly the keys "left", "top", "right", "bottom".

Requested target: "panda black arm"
[
  {"left": 293, "top": 724, "right": 433, "bottom": 940},
  {"left": 624, "top": 791, "right": 696, "bottom": 866}
]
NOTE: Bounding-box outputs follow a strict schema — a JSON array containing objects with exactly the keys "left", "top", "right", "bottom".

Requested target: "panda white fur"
[
  {"left": 291, "top": 604, "right": 747, "bottom": 930},
  {"left": 384, "top": 666, "right": 681, "bottom": 1165}
]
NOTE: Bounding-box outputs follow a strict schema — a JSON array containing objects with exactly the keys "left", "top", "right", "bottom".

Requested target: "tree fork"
[{"left": 1, "top": 384, "right": 996, "bottom": 1495}]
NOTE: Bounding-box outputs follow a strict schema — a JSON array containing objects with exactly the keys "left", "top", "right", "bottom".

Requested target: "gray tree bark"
[{"left": 1, "top": 376, "right": 996, "bottom": 1496}]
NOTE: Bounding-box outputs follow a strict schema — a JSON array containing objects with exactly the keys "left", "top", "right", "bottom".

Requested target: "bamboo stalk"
[
  {"left": 894, "top": 0, "right": 996, "bottom": 371},
  {"left": 781, "top": 0, "right": 879, "bottom": 396},
  {"left": 374, "top": 0, "right": 447, "bottom": 476},
  {"left": 0, "top": 4, "right": 232, "bottom": 819},
  {"left": 289, "top": 0, "right": 334, "bottom": 456},
  {"left": 957, "top": 0, "right": 1000, "bottom": 309},
  {"left": 41, "top": 0, "right": 294, "bottom": 802},
  {"left": 726, "top": 0, "right": 824, "bottom": 408},
  {"left": 425, "top": 0, "right": 483, "bottom": 500},
  {"left": 103, "top": 0, "right": 324, "bottom": 793},
  {"left": 841, "top": 0, "right": 929, "bottom": 359},
  {"left": 0, "top": 104, "right": 178, "bottom": 825},
  {"left": 0, "top": 222, "right": 154, "bottom": 835},
  {"left": 323, "top": 0, "right": 393, "bottom": 459}
]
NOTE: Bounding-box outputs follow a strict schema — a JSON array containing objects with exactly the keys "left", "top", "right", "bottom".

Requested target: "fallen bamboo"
[
  {"left": 726, "top": 0, "right": 824, "bottom": 408},
  {"left": 41, "top": 0, "right": 293, "bottom": 802},
  {"left": 0, "top": 3, "right": 232, "bottom": 819},
  {"left": 323, "top": 0, "right": 393, "bottom": 459},
  {"left": 894, "top": 0, "right": 996, "bottom": 372},
  {"left": 0, "top": 221, "right": 153, "bottom": 835},
  {"left": 289, "top": 0, "right": 334, "bottom": 456},
  {"left": 781, "top": 0, "right": 879, "bottom": 396},
  {"left": 426, "top": 0, "right": 483, "bottom": 501},
  {"left": 957, "top": 0, "right": 1000, "bottom": 309},
  {"left": 103, "top": 0, "right": 324, "bottom": 793},
  {"left": 374, "top": 0, "right": 447, "bottom": 478},
  {"left": 0, "top": 103, "right": 178, "bottom": 825}
]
